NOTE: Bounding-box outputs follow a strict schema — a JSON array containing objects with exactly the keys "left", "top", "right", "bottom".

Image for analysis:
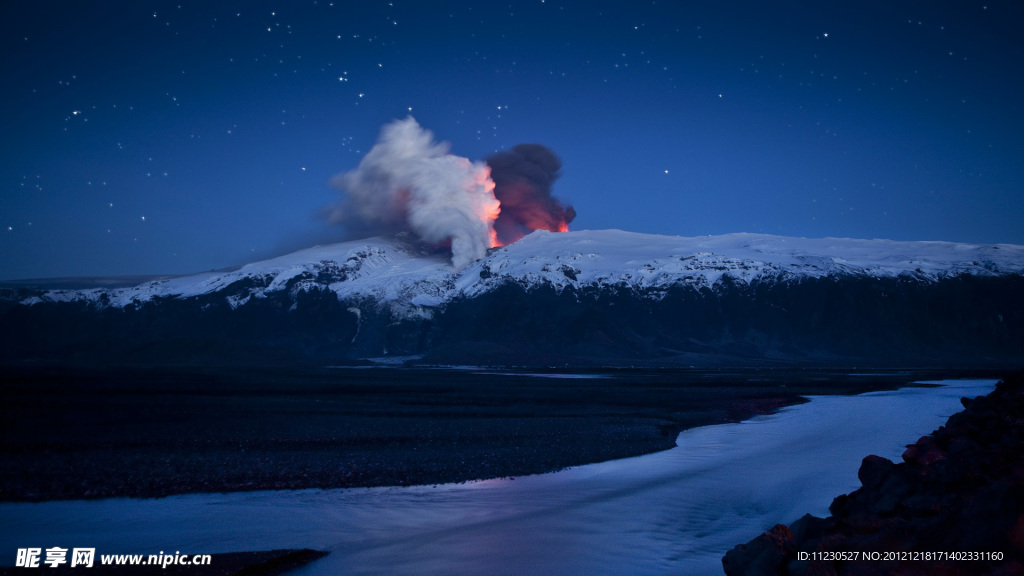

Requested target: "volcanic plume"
[
  {"left": 326, "top": 117, "right": 574, "bottom": 268},
  {"left": 486, "top": 144, "right": 576, "bottom": 246},
  {"left": 324, "top": 117, "right": 499, "bottom": 269}
]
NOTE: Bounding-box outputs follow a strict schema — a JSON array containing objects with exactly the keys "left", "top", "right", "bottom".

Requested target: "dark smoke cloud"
[{"left": 486, "top": 144, "right": 576, "bottom": 246}]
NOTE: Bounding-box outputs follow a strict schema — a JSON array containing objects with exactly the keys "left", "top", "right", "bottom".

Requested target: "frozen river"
[{"left": 0, "top": 379, "right": 998, "bottom": 575}]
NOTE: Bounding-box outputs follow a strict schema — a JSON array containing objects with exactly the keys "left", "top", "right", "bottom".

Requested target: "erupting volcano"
[{"left": 325, "top": 117, "right": 574, "bottom": 267}]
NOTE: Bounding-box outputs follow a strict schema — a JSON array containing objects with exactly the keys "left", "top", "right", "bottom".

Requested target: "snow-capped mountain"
[
  {"left": 20, "top": 229, "right": 1024, "bottom": 310},
  {"left": 3, "top": 230, "right": 1023, "bottom": 367}
]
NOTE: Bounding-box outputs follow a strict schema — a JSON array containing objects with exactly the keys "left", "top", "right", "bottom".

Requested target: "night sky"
[{"left": 2, "top": 1, "right": 1022, "bottom": 280}]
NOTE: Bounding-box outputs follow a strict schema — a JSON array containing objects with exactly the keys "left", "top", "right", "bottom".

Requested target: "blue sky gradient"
[{"left": 2, "top": 1, "right": 1022, "bottom": 279}]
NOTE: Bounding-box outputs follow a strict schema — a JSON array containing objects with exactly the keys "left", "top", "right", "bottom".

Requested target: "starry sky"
[{"left": 2, "top": 1, "right": 1022, "bottom": 280}]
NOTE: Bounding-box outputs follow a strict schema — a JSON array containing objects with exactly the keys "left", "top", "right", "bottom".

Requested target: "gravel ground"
[{"left": 0, "top": 364, "right": 1000, "bottom": 502}]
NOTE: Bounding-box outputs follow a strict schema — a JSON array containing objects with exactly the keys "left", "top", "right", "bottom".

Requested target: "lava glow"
[
  {"left": 485, "top": 199, "right": 572, "bottom": 248},
  {"left": 476, "top": 167, "right": 503, "bottom": 248}
]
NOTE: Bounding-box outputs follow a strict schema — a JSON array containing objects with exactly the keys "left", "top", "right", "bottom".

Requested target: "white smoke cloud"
[{"left": 325, "top": 117, "right": 500, "bottom": 269}]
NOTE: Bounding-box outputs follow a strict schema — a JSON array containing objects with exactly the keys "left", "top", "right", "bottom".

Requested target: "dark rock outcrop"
[{"left": 723, "top": 373, "right": 1024, "bottom": 575}]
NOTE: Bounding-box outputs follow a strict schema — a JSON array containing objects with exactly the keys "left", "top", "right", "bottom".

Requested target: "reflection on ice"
[{"left": 0, "top": 379, "right": 998, "bottom": 576}]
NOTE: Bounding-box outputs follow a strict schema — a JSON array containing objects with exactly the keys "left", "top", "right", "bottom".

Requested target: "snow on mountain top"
[
  {"left": 453, "top": 229, "right": 1023, "bottom": 297},
  {"left": 478, "top": 228, "right": 1021, "bottom": 280},
  {"left": 22, "top": 230, "right": 1024, "bottom": 310}
]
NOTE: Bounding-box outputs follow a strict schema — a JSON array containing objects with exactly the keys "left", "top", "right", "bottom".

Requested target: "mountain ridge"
[
  {"left": 3, "top": 230, "right": 1022, "bottom": 368},
  {"left": 12, "top": 230, "right": 1024, "bottom": 310}
]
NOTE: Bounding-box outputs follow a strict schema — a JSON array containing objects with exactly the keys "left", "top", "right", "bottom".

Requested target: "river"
[{"left": 0, "top": 379, "right": 997, "bottom": 575}]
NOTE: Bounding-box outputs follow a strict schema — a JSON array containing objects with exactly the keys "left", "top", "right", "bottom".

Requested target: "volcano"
[{"left": 2, "top": 230, "right": 1023, "bottom": 367}]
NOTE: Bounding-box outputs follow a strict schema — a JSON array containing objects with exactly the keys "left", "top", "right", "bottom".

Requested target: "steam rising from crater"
[
  {"left": 324, "top": 117, "right": 499, "bottom": 269},
  {"left": 325, "top": 117, "right": 574, "bottom": 269}
]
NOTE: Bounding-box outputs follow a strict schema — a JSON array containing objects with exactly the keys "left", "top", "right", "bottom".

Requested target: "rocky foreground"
[
  {"left": 11, "top": 365, "right": 908, "bottom": 502},
  {"left": 723, "top": 372, "right": 1024, "bottom": 575}
]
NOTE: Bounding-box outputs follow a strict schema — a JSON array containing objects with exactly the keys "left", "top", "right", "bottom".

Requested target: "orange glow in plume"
[{"left": 475, "top": 166, "right": 503, "bottom": 248}]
